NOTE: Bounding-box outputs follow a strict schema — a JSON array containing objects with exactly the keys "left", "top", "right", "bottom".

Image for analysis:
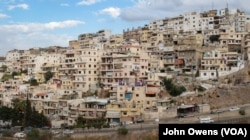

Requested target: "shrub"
[
  {"left": 2, "top": 130, "right": 13, "bottom": 137},
  {"left": 26, "top": 128, "right": 40, "bottom": 140},
  {"left": 40, "top": 130, "right": 52, "bottom": 140},
  {"left": 117, "top": 126, "right": 128, "bottom": 135},
  {"left": 239, "top": 109, "right": 246, "bottom": 116}
]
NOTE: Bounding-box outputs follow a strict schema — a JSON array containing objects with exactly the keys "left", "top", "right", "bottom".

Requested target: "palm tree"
[{"left": 12, "top": 98, "right": 26, "bottom": 113}]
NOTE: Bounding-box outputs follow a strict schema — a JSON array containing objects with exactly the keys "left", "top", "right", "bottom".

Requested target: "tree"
[
  {"left": 162, "top": 77, "right": 186, "bottom": 97},
  {"left": 1, "top": 74, "right": 12, "bottom": 82},
  {"left": 12, "top": 98, "right": 26, "bottom": 112},
  {"left": 21, "top": 69, "right": 28, "bottom": 74},
  {"left": 30, "top": 78, "right": 39, "bottom": 86},
  {"left": 11, "top": 98, "right": 50, "bottom": 128},
  {"left": 11, "top": 71, "right": 20, "bottom": 78},
  {"left": 0, "top": 106, "right": 13, "bottom": 122},
  {"left": 0, "top": 65, "right": 7, "bottom": 72},
  {"left": 12, "top": 98, "right": 26, "bottom": 126},
  {"left": 162, "top": 78, "right": 175, "bottom": 91},
  {"left": 25, "top": 96, "right": 33, "bottom": 127},
  {"left": 44, "top": 71, "right": 54, "bottom": 83}
]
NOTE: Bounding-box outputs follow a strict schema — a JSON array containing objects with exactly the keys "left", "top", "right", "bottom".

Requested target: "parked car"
[
  {"left": 109, "top": 122, "right": 119, "bottom": 127},
  {"left": 14, "top": 132, "right": 26, "bottom": 138},
  {"left": 120, "top": 121, "right": 133, "bottom": 126},
  {"left": 135, "top": 119, "right": 144, "bottom": 123},
  {"left": 51, "top": 130, "right": 60, "bottom": 135},
  {"left": 211, "top": 109, "right": 224, "bottom": 114},
  {"left": 199, "top": 117, "right": 214, "bottom": 124},
  {"left": 63, "top": 129, "right": 74, "bottom": 135},
  {"left": 229, "top": 107, "right": 240, "bottom": 111}
]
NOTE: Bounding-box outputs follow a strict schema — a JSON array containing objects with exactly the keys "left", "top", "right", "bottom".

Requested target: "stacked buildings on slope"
[{"left": 1, "top": 8, "right": 250, "bottom": 127}]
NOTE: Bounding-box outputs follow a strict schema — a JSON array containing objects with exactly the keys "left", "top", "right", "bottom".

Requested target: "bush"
[
  {"left": 162, "top": 78, "right": 186, "bottom": 97},
  {"left": 40, "top": 130, "right": 52, "bottom": 140},
  {"left": 2, "top": 130, "right": 13, "bottom": 137},
  {"left": 239, "top": 109, "right": 246, "bottom": 115},
  {"left": 26, "top": 128, "right": 40, "bottom": 140},
  {"left": 117, "top": 126, "right": 128, "bottom": 135}
]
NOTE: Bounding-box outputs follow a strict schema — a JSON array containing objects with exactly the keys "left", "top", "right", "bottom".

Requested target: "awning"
[
  {"left": 36, "top": 93, "right": 46, "bottom": 96},
  {"left": 146, "top": 91, "right": 156, "bottom": 95},
  {"left": 106, "top": 111, "right": 120, "bottom": 118}
]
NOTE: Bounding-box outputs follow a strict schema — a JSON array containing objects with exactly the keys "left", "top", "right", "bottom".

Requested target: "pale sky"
[{"left": 0, "top": 0, "right": 249, "bottom": 56}]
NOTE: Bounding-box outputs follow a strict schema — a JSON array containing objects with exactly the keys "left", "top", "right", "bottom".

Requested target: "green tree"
[
  {"left": 11, "top": 71, "right": 20, "bottom": 78},
  {"left": 44, "top": 71, "right": 54, "bottom": 83},
  {"left": 12, "top": 98, "right": 26, "bottom": 112},
  {"left": 1, "top": 74, "right": 12, "bottom": 82},
  {"left": 30, "top": 78, "right": 39, "bottom": 86},
  {"left": 0, "top": 106, "right": 13, "bottom": 122},
  {"left": 0, "top": 65, "right": 7, "bottom": 72},
  {"left": 162, "top": 77, "right": 186, "bottom": 97},
  {"left": 25, "top": 96, "right": 33, "bottom": 127},
  {"left": 162, "top": 78, "right": 174, "bottom": 91},
  {"left": 21, "top": 69, "right": 28, "bottom": 74},
  {"left": 11, "top": 98, "right": 50, "bottom": 128},
  {"left": 0, "top": 104, "right": 23, "bottom": 126}
]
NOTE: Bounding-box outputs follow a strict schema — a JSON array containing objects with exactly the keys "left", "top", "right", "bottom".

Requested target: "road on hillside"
[{"left": 56, "top": 104, "right": 250, "bottom": 139}]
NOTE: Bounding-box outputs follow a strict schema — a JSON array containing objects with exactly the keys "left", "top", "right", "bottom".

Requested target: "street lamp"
[{"left": 217, "top": 112, "right": 220, "bottom": 123}]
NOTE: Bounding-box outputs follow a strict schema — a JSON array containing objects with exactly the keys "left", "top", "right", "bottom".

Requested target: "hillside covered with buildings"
[{"left": 1, "top": 7, "right": 250, "bottom": 128}]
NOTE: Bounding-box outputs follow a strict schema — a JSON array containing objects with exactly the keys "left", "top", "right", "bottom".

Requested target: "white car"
[
  {"left": 63, "top": 129, "right": 74, "bottom": 135},
  {"left": 51, "top": 130, "right": 60, "bottom": 135},
  {"left": 14, "top": 132, "right": 26, "bottom": 138},
  {"left": 125, "top": 121, "right": 133, "bottom": 125},
  {"left": 199, "top": 117, "right": 214, "bottom": 124},
  {"left": 229, "top": 107, "right": 240, "bottom": 111}
]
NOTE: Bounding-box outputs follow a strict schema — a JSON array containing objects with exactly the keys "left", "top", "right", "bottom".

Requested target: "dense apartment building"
[
  {"left": 2, "top": 7, "right": 250, "bottom": 127},
  {"left": 200, "top": 47, "right": 244, "bottom": 80},
  {"left": 100, "top": 40, "right": 149, "bottom": 89},
  {"left": 109, "top": 34, "right": 124, "bottom": 49}
]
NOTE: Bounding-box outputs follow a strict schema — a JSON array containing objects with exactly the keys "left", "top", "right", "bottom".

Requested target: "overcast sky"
[{"left": 0, "top": 0, "right": 249, "bottom": 56}]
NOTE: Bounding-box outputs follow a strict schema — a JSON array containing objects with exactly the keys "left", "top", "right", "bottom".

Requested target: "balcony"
[{"left": 58, "top": 113, "right": 68, "bottom": 117}]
